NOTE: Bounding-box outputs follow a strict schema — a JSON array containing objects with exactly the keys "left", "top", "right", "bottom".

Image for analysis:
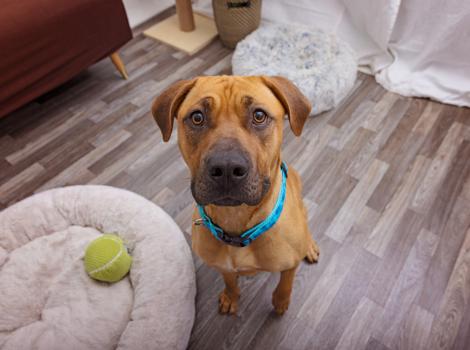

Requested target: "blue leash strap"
[{"left": 196, "top": 162, "right": 288, "bottom": 247}]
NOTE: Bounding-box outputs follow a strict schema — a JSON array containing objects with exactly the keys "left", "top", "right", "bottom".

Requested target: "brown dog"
[{"left": 151, "top": 75, "right": 319, "bottom": 315}]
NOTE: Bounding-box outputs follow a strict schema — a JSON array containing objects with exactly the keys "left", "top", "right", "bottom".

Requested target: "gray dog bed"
[{"left": 233, "top": 23, "right": 357, "bottom": 116}]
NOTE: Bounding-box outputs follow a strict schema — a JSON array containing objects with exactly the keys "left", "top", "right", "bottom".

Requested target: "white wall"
[{"left": 123, "top": 0, "right": 173, "bottom": 28}]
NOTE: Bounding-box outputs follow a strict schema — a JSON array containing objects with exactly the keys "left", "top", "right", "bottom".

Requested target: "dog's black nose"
[{"left": 207, "top": 150, "right": 249, "bottom": 186}]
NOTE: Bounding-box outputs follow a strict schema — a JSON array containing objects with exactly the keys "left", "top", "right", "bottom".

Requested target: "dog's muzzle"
[{"left": 191, "top": 139, "right": 270, "bottom": 206}]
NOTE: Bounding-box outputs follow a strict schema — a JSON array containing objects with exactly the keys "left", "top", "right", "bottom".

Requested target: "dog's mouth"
[
  {"left": 211, "top": 197, "right": 244, "bottom": 206},
  {"left": 191, "top": 176, "right": 271, "bottom": 207}
]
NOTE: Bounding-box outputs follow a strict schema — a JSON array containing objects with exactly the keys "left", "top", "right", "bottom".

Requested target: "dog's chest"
[{"left": 214, "top": 247, "right": 261, "bottom": 273}]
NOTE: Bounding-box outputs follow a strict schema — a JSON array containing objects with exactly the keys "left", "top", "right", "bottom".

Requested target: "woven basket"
[{"left": 212, "top": 0, "right": 262, "bottom": 49}]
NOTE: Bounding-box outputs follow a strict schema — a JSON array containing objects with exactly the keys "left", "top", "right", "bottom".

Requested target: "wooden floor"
[{"left": 1, "top": 9, "right": 470, "bottom": 350}]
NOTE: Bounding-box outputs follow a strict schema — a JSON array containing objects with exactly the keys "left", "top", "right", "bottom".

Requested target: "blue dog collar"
[{"left": 196, "top": 162, "right": 288, "bottom": 247}]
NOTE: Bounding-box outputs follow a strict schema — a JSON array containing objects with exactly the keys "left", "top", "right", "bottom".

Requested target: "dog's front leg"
[
  {"left": 219, "top": 272, "right": 240, "bottom": 314},
  {"left": 272, "top": 265, "right": 298, "bottom": 315}
]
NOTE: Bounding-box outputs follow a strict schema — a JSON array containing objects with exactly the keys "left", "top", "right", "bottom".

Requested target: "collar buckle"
[{"left": 218, "top": 231, "right": 247, "bottom": 247}]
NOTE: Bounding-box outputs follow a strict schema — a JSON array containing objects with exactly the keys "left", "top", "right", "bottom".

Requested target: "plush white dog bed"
[
  {"left": 233, "top": 23, "right": 357, "bottom": 115},
  {"left": 0, "top": 186, "right": 196, "bottom": 350}
]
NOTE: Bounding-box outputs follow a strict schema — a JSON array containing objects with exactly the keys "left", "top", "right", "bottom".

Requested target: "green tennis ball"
[{"left": 84, "top": 234, "right": 132, "bottom": 283}]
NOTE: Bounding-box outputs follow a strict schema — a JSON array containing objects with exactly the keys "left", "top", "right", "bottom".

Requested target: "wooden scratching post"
[{"left": 144, "top": 0, "right": 218, "bottom": 55}]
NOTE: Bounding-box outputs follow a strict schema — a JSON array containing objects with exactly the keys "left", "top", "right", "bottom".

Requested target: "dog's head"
[{"left": 151, "top": 76, "right": 311, "bottom": 206}]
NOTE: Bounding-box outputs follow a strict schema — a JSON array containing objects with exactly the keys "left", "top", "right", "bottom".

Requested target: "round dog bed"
[
  {"left": 0, "top": 186, "right": 195, "bottom": 350},
  {"left": 232, "top": 23, "right": 357, "bottom": 115}
]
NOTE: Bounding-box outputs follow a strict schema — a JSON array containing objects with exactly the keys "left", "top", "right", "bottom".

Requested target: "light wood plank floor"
[{"left": 1, "top": 9, "right": 469, "bottom": 350}]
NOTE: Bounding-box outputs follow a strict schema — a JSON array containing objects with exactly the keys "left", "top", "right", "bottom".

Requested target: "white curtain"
[{"left": 193, "top": 0, "right": 470, "bottom": 107}]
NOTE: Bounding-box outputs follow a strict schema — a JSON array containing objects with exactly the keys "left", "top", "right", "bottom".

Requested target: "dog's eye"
[
  {"left": 190, "top": 111, "right": 205, "bottom": 126},
  {"left": 253, "top": 109, "right": 268, "bottom": 124}
]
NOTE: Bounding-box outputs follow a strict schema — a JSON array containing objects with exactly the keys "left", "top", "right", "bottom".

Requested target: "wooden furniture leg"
[{"left": 110, "top": 52, "right": 128, "bottom": 80}]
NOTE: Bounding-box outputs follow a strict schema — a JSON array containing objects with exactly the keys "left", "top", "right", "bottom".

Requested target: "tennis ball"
[{"left": 84, "top": 234, "right": 132, "bottom": 283}]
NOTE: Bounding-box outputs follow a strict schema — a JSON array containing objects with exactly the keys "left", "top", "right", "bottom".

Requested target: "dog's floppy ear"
[
  {"left": 262, "top": 76, "right": 311, "bottom": 136},
  {"left": 151, "top": 78, "right": 197, "bottom": 142}
]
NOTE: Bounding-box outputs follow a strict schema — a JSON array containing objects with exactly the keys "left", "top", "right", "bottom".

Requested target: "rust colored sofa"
[{"left": 0, "top": 0, "right": 132, "bottom": 118}]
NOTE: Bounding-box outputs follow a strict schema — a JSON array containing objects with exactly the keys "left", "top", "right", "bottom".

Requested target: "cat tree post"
[{"left": 144, "top": 0, "right": 217, "bottom": 55}]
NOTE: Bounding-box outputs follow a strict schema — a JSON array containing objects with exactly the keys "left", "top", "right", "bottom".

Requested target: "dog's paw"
[
  {"left": 272, "top": 292, "right": 290, "bottom": 315},
  {"left": 305, "top": 239, "right": 320, "bottom": 263},
  {"left": 219, "top": 290, "right": 238, "bottom": 315}
]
